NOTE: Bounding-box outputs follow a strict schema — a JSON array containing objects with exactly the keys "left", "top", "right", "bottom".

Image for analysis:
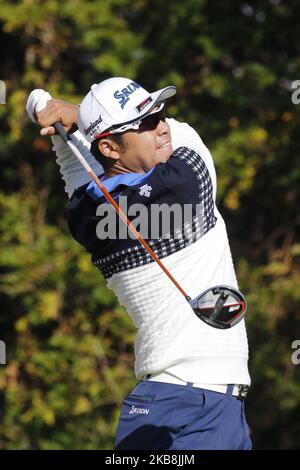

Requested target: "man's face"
[{"left": 117, "top": 110, "right": 173, "bottom": 173}]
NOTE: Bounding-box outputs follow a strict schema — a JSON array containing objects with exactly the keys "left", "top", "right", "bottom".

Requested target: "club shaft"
[{"left": 54, "top": 122, "right": 190, "bottom": 301}]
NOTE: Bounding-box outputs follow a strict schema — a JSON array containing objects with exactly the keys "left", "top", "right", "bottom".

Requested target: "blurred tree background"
[{"left": 0, "top": 0, "right": 299, "bottom": 449}]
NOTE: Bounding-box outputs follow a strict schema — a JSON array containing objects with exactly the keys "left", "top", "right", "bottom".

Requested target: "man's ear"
[{"left": 98, "top": 138, "right": 120, "bottom": 161}]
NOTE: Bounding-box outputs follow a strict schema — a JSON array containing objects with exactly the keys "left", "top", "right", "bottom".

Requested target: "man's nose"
[{"left": 156, "top": 118, "right": 168, "bottom": 135}]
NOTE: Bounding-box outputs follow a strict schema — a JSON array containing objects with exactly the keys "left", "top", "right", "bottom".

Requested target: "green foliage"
[
  {"left": 0, "top": 187, "right": 136, "bottom": 449},
  {"left": 0, "top": 0, "right": 299, "bottom": 449}
]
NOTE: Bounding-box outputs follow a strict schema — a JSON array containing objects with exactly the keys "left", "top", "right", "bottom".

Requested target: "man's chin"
[{"left": 156, "top": 144, "right": 173, "bottom": 163}]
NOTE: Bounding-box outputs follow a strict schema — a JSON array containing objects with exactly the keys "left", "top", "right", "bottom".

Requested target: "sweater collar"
[{"left": 86, "top": 167, "right": 155, "bottom": 201}]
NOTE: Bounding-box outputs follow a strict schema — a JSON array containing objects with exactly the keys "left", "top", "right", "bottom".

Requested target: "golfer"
[{"left": 27, "top": 77, "right": 252, "bottom": 450}]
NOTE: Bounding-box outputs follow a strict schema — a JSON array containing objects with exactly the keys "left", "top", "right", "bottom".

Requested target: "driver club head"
[{"left": 189, "top": 285, "right": 247, "bottom": 329}]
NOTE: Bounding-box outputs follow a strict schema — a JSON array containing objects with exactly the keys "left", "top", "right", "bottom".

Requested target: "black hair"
[{"left": 90, "top": 134, "right": 127, "bottom": 170}]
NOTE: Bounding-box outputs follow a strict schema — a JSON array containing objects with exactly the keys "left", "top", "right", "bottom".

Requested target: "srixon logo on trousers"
[
  {"left": 129, "top": 405, "right": 150, "bottom": 415},
  {"left": 114, "top": 82, "right": 141, "bottom": 109}
]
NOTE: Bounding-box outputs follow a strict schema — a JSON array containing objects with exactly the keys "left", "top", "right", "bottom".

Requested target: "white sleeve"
[
  {"left": 51, "top": 131, "right": 104, "bottom": 198},
  {"left": 25, "top": 89, "right": 104, "bottom": 198},
  {"left": 167, "top": 117, "right": 217, "bottom": 200}
]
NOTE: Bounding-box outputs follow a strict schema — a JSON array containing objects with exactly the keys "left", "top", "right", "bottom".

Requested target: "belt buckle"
[{"left": 237, "top": 384, "right": 249, "bottom": 400}]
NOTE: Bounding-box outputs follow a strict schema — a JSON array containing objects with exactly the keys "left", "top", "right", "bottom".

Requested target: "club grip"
[{"left": 53, "top": 121, "right": 69, "bottom": 144}]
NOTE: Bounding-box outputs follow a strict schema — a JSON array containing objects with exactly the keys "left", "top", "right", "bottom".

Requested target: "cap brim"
[
  {"left": 140, "top": 86, "right": 177, "bottom": 119},
  {"left": 150, "top": 86, "right": 177, "bottom": 106},
  {"left": 113, "top": 86, "right": 176, "bottom": 130}
]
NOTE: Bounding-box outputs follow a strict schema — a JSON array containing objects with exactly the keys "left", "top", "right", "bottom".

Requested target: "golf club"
[{"left": 53, "top": 121, "right": 247, "bottom": 329}]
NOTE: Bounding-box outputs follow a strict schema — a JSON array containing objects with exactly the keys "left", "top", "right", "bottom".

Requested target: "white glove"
[{"left": 26, "top": 89, "right": 52, "bottom": 123}]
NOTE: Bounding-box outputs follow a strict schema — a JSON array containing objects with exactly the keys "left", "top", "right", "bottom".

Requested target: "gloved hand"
[
  {"left": 26, "top": 89, "right": 52, "bottom": 123},
  {"left": 26, "top": 89, "right": 78, "bottom": 136}
]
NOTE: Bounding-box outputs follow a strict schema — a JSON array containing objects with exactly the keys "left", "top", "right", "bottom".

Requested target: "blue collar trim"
[{"left": 86, "top": 168, "right": 155, "bottom": 201}]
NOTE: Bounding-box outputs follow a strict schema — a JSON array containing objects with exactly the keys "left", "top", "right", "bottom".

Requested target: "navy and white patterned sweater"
[
  {"left": 68, "top": 146, "right": 216, "bottom": 278},
  {"left": 66, "top": 120, "right": 250, "bottom": 385}
]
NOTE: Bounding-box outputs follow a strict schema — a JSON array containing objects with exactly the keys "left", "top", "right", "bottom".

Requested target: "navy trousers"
[{"left": 115, "top": 379, "right": 252, "bottom": 450}]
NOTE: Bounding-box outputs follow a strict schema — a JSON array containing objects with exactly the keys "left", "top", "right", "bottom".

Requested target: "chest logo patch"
[{"left": 139, "top": 184, "right": 152, "bottom": 197}]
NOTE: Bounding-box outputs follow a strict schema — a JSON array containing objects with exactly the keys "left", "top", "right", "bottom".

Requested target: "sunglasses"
[
  {"left": 95, "top": 107, "right": 166, "bottom": 139},
  {"left": 137, "top": 108, "right": 166, "bottom": 133}
]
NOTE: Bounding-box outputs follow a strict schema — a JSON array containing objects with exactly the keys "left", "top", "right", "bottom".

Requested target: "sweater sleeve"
[
  {"left": 51, "top": 131, "right": 104, "bottom": 198},
  {"left": 167, "top": 118, "right": 217, "bottom": 200}
]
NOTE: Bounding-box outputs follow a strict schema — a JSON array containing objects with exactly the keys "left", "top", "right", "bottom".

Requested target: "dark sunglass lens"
[
  {"left": 139, "top": 109, "right": 166, "bottom": 132},
  {"left": 139, "top": 115, "right": 158, "bottom": 132}
]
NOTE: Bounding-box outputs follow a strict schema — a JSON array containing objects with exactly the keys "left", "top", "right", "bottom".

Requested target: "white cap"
[{"left": 77, "top": 77, "right": 176, "bottom": 142}]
